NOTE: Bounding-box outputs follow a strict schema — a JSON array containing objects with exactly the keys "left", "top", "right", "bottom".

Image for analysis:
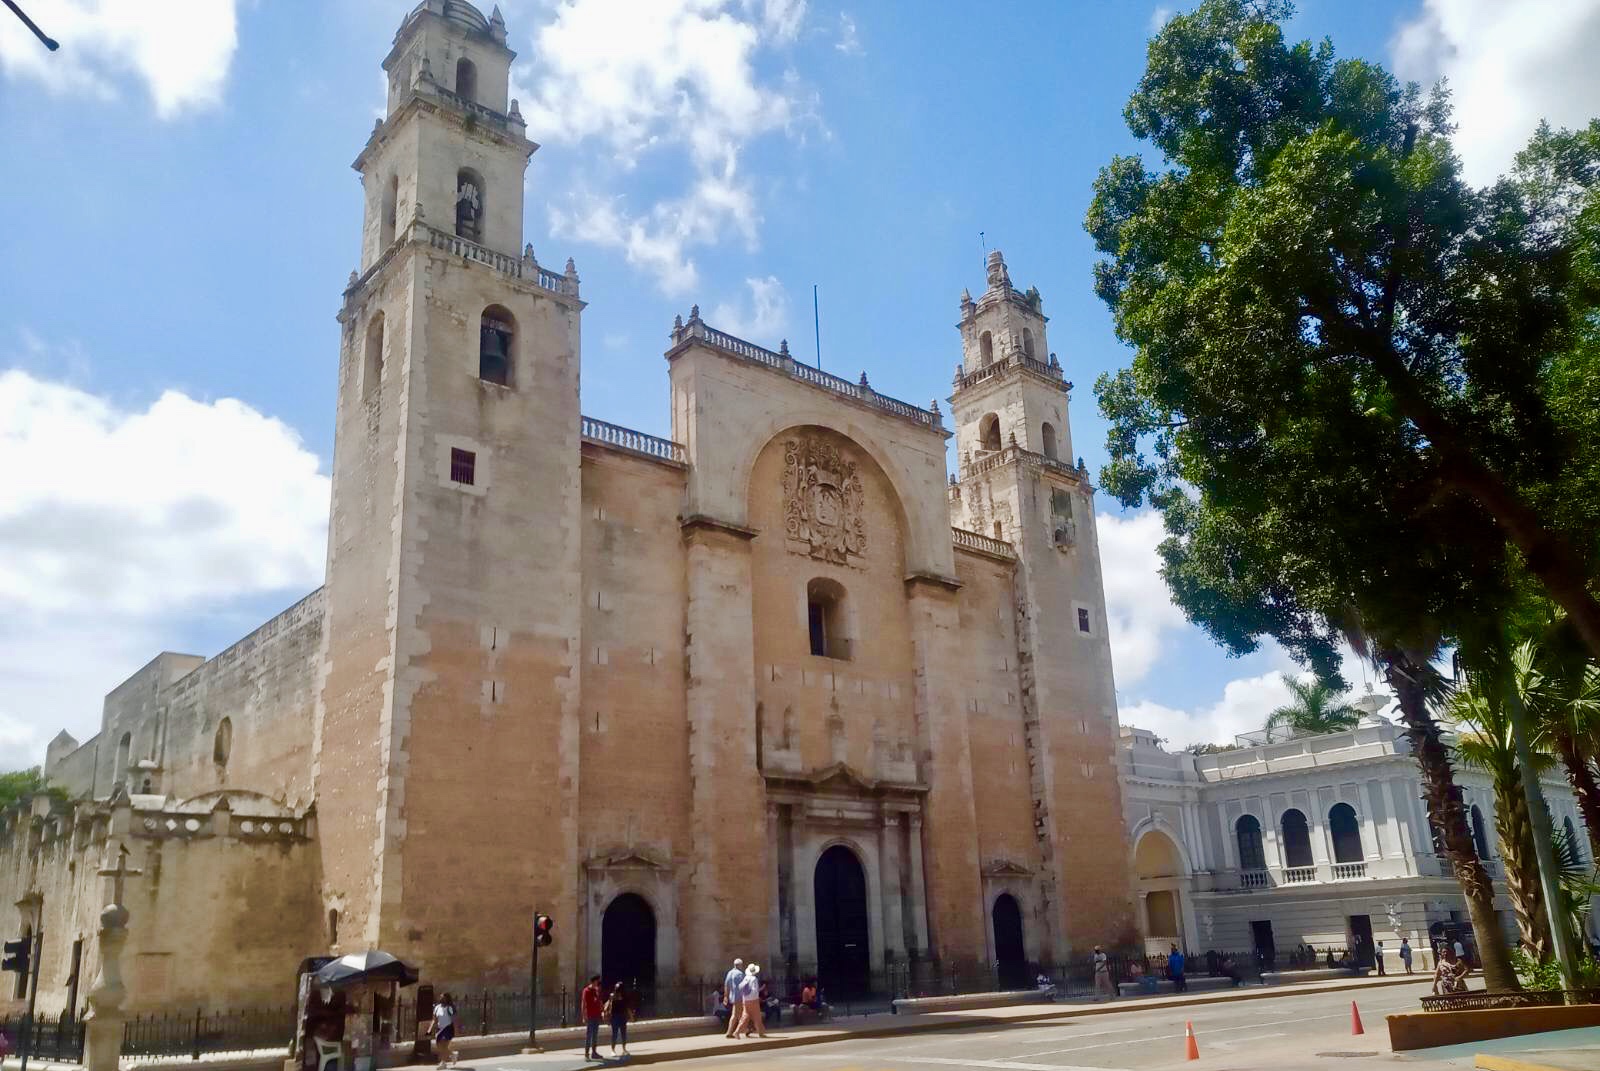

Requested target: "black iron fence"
[
  {"left": 122, "top": 1005, "right": 297, "bottom": 1060},
  {"left": 0, "top": 1011, "right": 86, "bottom": 1063}
]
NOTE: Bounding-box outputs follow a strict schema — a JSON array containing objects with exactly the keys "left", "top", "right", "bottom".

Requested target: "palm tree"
[
  {"left": 1264, "top": 676, "right": 1362, "bottom": 740},
  {"left": 1449, "top": 643, "right": 1556, "bottom": 960},
  {"left": 1528, "top": 612, "right": 1600, "bottom": 864}
]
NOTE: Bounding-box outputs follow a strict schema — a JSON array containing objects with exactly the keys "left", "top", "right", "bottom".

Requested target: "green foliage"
[
  {"left": 1086, "top": 0, "right": 1600, "bottom": 667},
  {"left": 0, "top": 767, "right": 69, "bottom": 813},
  {"left": 1264, "top": 675, "right": 1360, "bottom": 738},
  {"left": 1511, "top": 946, "right": 1600, "bottom": 991}
]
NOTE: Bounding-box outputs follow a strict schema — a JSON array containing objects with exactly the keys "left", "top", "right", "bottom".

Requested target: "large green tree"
[
  {"left": 1087, "top": 0, "right": 1600, "bottom": 659},
  {"left": 1079, "top": 0, "right": 1600, "bottom": 991}
]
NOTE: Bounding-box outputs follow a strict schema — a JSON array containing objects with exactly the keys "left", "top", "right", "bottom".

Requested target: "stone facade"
[
  {"left": 1117, "top": 713, "right": 1600, "bottom": 965},
  {"left": 3, "top": 0, "right": 1134, "bottom": 1014}
]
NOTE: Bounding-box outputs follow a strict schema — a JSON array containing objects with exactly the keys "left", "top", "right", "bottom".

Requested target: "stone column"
[
  {"left": 795, "top": 823, "right": 817, "bottom": 971},
  {"left": 767, "top": 803, "right": 782, "bottom": 965},
  {"left": 907, "top": 814, "right": 930, "bottom": 955},
  {"left": 85, "top": 847, "right": 141, "bottom": 1071},
  {"left": 681, "top": 518, "right": 767, "bottom": 977},
  {"left": 1358, "top": 782, "right": 1381, "bottom": 861},
  {"left": 879, "top": 812, "right": 906, "bottom": 962},
  {"left": 1383, "top": 778, "right": 1412, "bottom": 863}
]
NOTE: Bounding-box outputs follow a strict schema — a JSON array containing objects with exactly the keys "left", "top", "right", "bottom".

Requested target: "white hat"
[
  {"left": 733, "top": 958, "right": 743, "bottom": 967},
  {"left": 748, "top": 963, "right": 760, "bottom": 974}
]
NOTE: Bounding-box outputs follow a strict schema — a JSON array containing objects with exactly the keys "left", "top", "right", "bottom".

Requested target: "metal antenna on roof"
[
  {"left": 813, "top": 284, "right": 822, "bottom": 371},
  {"left": 3, "top": 0, "right": 58, "bottom": 49}
]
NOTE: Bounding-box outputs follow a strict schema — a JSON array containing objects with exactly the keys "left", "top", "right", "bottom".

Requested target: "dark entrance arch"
[
  {"left": 601, "top": 893, "right": 657, "bottom": 997},
  {"left": 814, "top": 845, "right": 871, "bottom": 999},
  {"left": 992, "top": 894, "right": 1027, "bottom": 989}
]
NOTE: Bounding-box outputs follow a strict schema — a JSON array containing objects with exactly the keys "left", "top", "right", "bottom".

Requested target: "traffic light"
[
  {"left": 534, "top": 914, "right": 554, "bottom": 948},
  {"left": 2, "top": 938, "right": 29, "bottom": 975}
]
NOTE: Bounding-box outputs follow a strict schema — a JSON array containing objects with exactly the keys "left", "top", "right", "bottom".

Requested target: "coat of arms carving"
[{"left": 782, "top": 437, "right": 867, "bottom": 564}]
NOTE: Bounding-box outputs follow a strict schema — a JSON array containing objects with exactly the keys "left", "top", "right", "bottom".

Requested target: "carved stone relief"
[{"left": 782, "top": 436, "right": 867, "bottom": 564}]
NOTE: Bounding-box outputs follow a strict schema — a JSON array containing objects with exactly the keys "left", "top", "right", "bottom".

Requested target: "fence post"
[
  {"left": 192, "top": 1007, "right": 203, "bottom": 1061},
  {"left": 559, "top": 985, "right": 568, "bottom": 1028}
]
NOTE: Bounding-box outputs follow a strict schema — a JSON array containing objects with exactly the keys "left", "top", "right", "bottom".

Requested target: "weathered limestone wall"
[
  {"left": 0, "top": 794, "right": 318, "bottom": 1016},
  {"left": 577, "top": 444, "right": 691, "bottom": 975}
]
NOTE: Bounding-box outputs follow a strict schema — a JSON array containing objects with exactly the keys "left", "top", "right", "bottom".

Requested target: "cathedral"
[{"left": 2, "top": 0, "right": 1134, "bottom": 1013}]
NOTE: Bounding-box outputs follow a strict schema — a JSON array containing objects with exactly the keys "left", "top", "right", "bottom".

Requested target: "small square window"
[
  {"left": 1077, "top": 607, "right": 1091, "bottom": 633},
  {"left": 450, "top": 448, "right": 476, "bottom": 485}
]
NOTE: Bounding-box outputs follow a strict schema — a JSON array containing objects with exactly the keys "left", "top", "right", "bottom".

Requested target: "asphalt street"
[{"left": 456, "top": 979, "right": 1600, "bottom": 1071}]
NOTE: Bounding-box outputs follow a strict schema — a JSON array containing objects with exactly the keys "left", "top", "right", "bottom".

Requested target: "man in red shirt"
[{"left": 581, "top": 974, "right": 604, "bottom": 1060}]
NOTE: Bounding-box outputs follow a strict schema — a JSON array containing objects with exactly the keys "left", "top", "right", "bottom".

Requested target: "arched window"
[
  {"left": 979, "top": 330, "right": 994, "bottom": 367},
  {"left": 1470, "top": 804, "right": 1490, "bottom": 860},
  {"left": 807, "top": 577, "right": 850, "bottom": 660},
  {"left": 1236, "top": 814, "right": 1266, "bottom": 870},
  {"left": 1040, "top": 422, "right": 1058, "bottom": 460},
  {"left": 1563, "top": 815, "right": 1583, "bottom": 861},
  {"left": 115, "top": 731, "right": 131, "bottom": 782},
  {"left": 479, "top": 306, "right": 514, "bottom": 386},
  {"left": 455, "top": 57, "right": 477, "bottom": 101},
  {"left": 213, "top": 717, "right": 233, "bottom": 767},
  {"left": 363, "top": 313, "right": 384, "bottom": 403},
  {"left": 978, "top": 413, "right": 1002, "bottom": 452},
  {"left": 1329, "top": 803, "right": 1363, "bottom": 863},
  {"left": 455, "top": 168, "right": 484, "bottom": 242},
  {"left": 380, "top": 173, "right": 398, "bottom": 249},
  {"left": 1280, "top": 808, "right": 1313, "bottom": 868},
  {"left": 1022, "top": 327, "right": 1036, "bottom": 359}
]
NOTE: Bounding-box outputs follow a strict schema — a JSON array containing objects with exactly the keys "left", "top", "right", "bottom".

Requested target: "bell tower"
[
  {"left": 948, "top": 251, "right": 1136, "bottom": 957},
  {"left": 316, "top": 0, "right": 585, "bottom": 987}
]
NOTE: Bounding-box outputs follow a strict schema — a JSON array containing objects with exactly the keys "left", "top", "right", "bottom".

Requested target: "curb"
[
  {"left": 548, "top": 974, "right": 1428, "bottom": 1066},
  {"left": 1474, "top": 1056, "right": 1568, "bottom": 1071}
]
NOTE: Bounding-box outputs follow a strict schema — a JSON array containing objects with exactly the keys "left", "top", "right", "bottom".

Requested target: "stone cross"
[
  {"left": 101, "top": 844, "right": 141, "bottom": 907},
  {"left": 85, "top": 844, "right": 143, "bottom": 1071}
]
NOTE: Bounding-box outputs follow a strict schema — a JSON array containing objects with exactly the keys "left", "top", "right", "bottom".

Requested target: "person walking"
[
  {"left": 1433, "top": 947, "right": 1470, "bottom": 995},
  {"left": 723, "top": 958, "right": 747, "bottom": 1039},
  {"left": 580, "top": 974, "right": 604, "bottom": 1061},
  {"left": 429, "top": 993, "right": 458, "bottom": 1069},
  {"left": 1399, "top": 938, "right": 1413, "bottom": 975},
  {"left": 1092, "top": 945, "right": 1113, "bottom": 1000},
  {"left": 1167, "top": 944, "right": 1187, "bottom": 993},
  {"left": 1374, "top": 940, "right": 1386, "bottom": 976},
  {"left": 736, "top": 963, "right": 768, "bottom": 1037},
  {"left": 605, "top": 982, "right": 632, "bottom": 1056}
]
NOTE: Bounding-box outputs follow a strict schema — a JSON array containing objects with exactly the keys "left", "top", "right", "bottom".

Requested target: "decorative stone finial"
[
  {"left": 509, "top": 99, "right": 524, "bottom": 122},
  {"left": 949, "top": 473, "right": 957, "bottom": 485},
  {"left": 373, "top": 117, "right": 383, "bottom": 133},
  {"left": 673, "top": 313, "right": 684, "bottom": 331},
  {"left": 859, "top": 371, "right": 871, "bottom": 389},
  {"left": 1009, "top": 430, "right": 1018, "bottom": 446},
  {"left": 1077, "top": 457, "right": 1088, "bottom": 472},
  {"left": 488, "top": 5, "right": 508, "bottom": 43},
  {"left": 960, "top": 287, "right": 972, "bottom": 305},
  {"left": 348, "top": 269, "right": 358, "bottom": 285},
  {"left": 779, "top": 339, "right": 790, "bottom": 356},
  {"left": 523, "top": 243, "right": 535, "bottom": 262},
  {"left": 930, "top": 399, "right": 941, "bottom": 414},
  {"left": 565, "top": 257, "right": 578, "bottom": 276},
  {"left": 689, "top": 304, "right": 701, "bottom": 321},
  {"left": 986, "top": 249, "right": 1010, "bottom": 291},
  {"left": 1049, "top": 351, "right": 1060, "bottom": 369}
]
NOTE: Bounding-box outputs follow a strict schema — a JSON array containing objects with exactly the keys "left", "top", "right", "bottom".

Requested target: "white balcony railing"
[
  {"left": 1239, "top": 869, "right": 1270, "bottom": 890},
  {"left": 1332, "top": 862, "right": 1367, "bottom": 880},
  {"left": 1283, "top": 866, "right": 1316, "bottom": 884}
]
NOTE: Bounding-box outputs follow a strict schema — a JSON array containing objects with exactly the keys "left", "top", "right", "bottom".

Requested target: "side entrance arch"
[
  {"left": 814, "top": 844, "right": 871, "bottom": 999},
  {"left": 601, "top": 893, "right": 657, "bottom": 995},
  {"left": 991, "top": 894, "right": 1028, "bottom": 989}
]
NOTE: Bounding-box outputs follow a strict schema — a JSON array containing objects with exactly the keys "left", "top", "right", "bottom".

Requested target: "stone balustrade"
[
  {"left": 1331, "top": 861, "right": 1368, "bottom": 880},
  {"left": 580, "top": 415, "right": 685, "bottom": 464},
  {"left": 951, "top": 527, "right": 1017, "bottom": 560}
]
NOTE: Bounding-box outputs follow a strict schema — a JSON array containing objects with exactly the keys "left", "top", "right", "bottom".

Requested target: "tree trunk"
[
  {"left": 1493, "top": 772, "right": 1552, "bottom": 960},
  {"left": 1383, "top": 654, "right": 1520, "bottom": 991},
  {"left": 1554, "top": 731, "right": 1600, "bottom": 864}
]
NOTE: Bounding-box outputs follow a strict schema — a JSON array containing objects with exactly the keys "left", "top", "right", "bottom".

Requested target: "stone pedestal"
[{"left": 84, "top": 848, "right": 140, "bottom": 1071}]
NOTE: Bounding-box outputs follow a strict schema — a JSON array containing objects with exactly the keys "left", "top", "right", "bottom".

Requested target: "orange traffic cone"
[
  {"left": 1185, "top": 1020, "right": 1200, "bottom": 1060},
  {"left": 1351, "top": 1001, "right": 1365, "bottom": 1035}
]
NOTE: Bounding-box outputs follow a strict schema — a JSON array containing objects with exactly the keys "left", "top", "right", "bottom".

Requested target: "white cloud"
[
  {"left": 1391, "top": 0, "right": 1600, "bottom": 186},
  {"left": 1097, "top": 510, "right": 1190, "bottom": 687},
  {"left": 0, "top": 0, "right": 238, "bottom": 118},
  {"left": 711, "top": 274, "right": 788, "bottom": 340},
  {"left": 1148, "top": 6, "right": 1173, "bottom": 32},
  {"left": 0, "top": 362, "right": 328, "bottom": 770},
  {"left": 1121, "top": 671, "right": 1301, "bottom": 751},
  {"left": 835, "top": 12, "right": 861, "bottom": 55},
  {"left": 521, "top": 0, "right": 813, "bottom": 292}
]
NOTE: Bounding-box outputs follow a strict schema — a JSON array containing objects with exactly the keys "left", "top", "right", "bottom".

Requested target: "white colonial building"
[{"left": 1118, "top": 699, "right": 1598, "bottom": 968}]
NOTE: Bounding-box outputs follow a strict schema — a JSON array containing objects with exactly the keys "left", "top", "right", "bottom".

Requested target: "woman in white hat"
[{"left": 737, "top": 962, "right": 768, "bottom": 1037}]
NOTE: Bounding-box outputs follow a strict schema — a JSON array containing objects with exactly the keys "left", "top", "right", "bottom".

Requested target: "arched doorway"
[
  {"left": 601, "top": 893, "right": 657, "bottom": 999},
  {"left": 991, "top": 894, "right": 1027, "bottom": 990},
  {"left": 814, "top": 845, "right": 871, "bottom": 999}
]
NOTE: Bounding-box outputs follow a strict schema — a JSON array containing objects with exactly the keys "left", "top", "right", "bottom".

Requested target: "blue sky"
[{"left": 2, "top": 0, "right": 1597, "bottom": 768}]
